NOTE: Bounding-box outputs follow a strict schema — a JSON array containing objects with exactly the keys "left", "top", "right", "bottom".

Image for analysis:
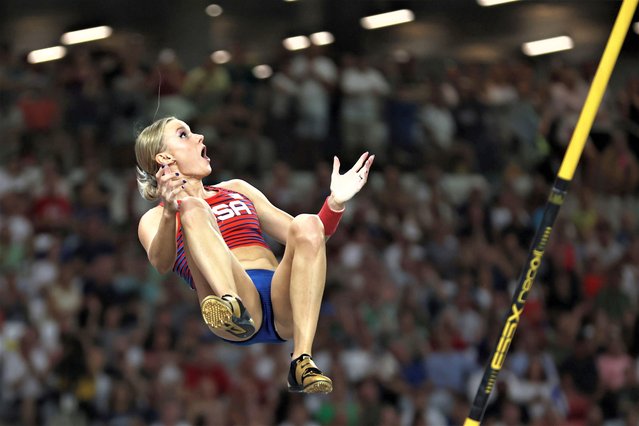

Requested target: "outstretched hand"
[{"left": 329, "top": 152, "right": 375, "bottom": 208}]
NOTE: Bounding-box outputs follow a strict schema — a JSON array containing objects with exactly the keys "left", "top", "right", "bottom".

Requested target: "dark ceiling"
[{"left": 0, "top": 0, "right": 637, "bottom": 67}]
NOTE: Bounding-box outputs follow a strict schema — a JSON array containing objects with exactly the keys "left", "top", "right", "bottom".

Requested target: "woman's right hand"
[{"left": 155, "top": 162, "right": 185, "bottom": 213}]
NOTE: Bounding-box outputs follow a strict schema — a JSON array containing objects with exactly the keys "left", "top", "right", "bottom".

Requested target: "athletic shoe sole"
[
  {"left": 288, "top": 380, "right": 333, "bottom": 394},
  {"left": 200, "top": 295, "right": 255, "bottom": 338}
]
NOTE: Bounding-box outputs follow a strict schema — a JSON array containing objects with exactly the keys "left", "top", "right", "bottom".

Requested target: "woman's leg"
[
  {"left": 270, "top": 214, "right": 332, "bottom": 393},
  {"left": 179, "top": 197, "right": 262, "bottom": 339},
  {"left": 270, "top": 214, "right": 326, "bottom": 357}
]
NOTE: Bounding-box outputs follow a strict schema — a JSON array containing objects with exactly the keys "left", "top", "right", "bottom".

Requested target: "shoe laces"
[
  {"left": 221, "top": 294, "right": 243, "bottom": 317},
  {"left": 297, "top": 356, "right": 322, "bottom": 379}
]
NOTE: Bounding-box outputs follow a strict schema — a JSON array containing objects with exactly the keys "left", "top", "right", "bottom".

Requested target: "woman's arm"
[
  {"left": 138, "top": 207, "right": 178, "bottom": 274},
  {"left": 138, "top": 163, "right": 184, "bottom": 274},
  {"left": 225, "top": 152, "right": 375, "bottom": 244}
]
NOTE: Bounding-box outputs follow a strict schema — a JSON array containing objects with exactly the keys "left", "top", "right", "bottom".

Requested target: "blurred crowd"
[{"left": 1, "top": 36, "right": 639, "bottom": 426}]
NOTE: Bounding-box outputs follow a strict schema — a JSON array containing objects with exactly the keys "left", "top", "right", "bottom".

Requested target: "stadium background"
[{"left": 1, "top": 1, "right": 639, "bottom": 425}]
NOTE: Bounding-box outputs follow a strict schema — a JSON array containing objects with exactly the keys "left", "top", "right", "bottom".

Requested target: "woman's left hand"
[{"left": 329, "top": 152, "right": 375, "bottom": 209}]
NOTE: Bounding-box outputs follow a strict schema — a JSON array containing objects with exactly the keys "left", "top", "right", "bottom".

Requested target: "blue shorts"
[{"left": 220, "top": 269, "right": 287, "bottom": 346}]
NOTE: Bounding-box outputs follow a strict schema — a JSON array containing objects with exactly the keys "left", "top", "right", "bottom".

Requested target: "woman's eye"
[{"left": 179, "top": 132, "right": 187, "bottom": 139}]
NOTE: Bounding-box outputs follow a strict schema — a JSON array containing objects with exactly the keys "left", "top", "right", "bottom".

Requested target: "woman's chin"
[
  {"left": 184, "top": 168, "right": 211, "bottom": 180},
  {"left": 198, "top": 165, "right": 212, "bottom": 178}
]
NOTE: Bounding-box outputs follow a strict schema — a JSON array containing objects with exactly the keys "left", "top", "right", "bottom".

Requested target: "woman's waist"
[{"left": 231, "top": 245, "right": 278, "bottom": 270}]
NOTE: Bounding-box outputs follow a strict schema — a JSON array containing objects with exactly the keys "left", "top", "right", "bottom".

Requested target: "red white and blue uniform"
[
  {"left": 171, "top": 185, "right": 285, "bottom": 345},
  {"left": 173, "top": 186, "right": 269, "bottom": 286}
]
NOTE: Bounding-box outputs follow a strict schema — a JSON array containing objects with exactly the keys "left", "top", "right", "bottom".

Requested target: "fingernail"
[
  {"left": 175, "top": 172, "right": 179, "bottom": 176},
  {"left": 181, "top": 185, "right": 185, "bottom": 189},
  {"left": 182, "top": 179, "right": 186, "bottom": 183}
]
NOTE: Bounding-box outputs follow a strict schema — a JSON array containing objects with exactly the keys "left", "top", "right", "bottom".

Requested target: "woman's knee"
[
  {"left": 179, "top": 197, "right": 212, "bottom": 228},
  {"left": 289, "top": 214, "right": 325, "bottom": 249}
]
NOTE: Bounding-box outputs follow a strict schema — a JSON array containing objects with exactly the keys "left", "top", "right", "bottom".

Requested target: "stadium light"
[
  {"left": 253, "top": 65, "right": 273, "bottom": 79},
  {"left": 283, "top": 35, "right": 310, "bottom": 50},
  {"left": 477, "top": 0, "right": 521, "bottom": 6},
  {"left": 211, "top": 50, "right": 231, "bottom": 64},
  {"left": 522, "top": 35, "right": 574, "bottom": 56},
  {"left": 360, "top": 9, "right": 414, "bottom": 30},
  {"left": 310, "top": 31, "right": 334, "bottom": 46},
  {"left": 27, "top": 46, "right": 67, "bottom": 64},
  {"left": 205, "top": 4, "right": 223, "bottom": 17},
  {"left": 61, "top": 26, "right": 112, "bottom": 45}
]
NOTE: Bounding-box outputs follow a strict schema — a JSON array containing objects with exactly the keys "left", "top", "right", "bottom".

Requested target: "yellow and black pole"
[{"left": 464, "top": 0, "right": 638, "bottom": 424}]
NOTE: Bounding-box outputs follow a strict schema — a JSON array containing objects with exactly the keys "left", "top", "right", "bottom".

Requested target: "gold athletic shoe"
[
  {"left": 288, "top": 354, "right": 333, "bottom": 394},
  {"left": 200, "top": 294, "right": 255, "bottom": 339}
]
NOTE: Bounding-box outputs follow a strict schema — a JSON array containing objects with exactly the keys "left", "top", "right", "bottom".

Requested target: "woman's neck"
[{"left": 181, "top": 179, "right": 212, "bottom": 198}]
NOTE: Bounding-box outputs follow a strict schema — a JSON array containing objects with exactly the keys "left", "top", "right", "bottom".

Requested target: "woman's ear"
[{"left": 155, "top": 152, "right": 175, "bottom": 166}]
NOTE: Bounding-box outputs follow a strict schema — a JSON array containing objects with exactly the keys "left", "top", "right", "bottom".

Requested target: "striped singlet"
[{"left": 173, "top": 186, "right": 270, "bottom": 287}]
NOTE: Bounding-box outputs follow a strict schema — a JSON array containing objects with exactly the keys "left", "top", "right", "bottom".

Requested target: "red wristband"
[{"left": 318, "top": 197, "right": 344, "bottom": 236}]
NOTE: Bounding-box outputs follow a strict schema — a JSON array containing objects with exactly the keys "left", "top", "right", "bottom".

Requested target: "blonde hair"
[{"left": 135, "top": 116, "right": 176, "bottom": 201}]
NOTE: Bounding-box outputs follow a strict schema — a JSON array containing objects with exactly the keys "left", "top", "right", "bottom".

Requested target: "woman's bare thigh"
[
  {"left": 269, "top": 246, "right": 295, "bottom": 339},
  {"left": 183, "top": 242, "right": 263, "bottom": 341}
]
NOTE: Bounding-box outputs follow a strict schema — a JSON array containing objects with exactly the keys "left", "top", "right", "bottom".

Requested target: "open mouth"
[{"left": 201, "top": 145, "right": 210, "bottom": 161}]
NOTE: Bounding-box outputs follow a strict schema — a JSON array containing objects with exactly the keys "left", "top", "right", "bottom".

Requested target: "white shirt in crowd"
[
  {"left": 340, "top": 65, "right": 390, "bottom": 122},
  {"left": 290, "top": 54, "right": 337, "bottom": 118}
]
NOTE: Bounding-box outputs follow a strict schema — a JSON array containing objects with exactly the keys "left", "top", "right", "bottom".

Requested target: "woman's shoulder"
[
  {"left": 212, "top": 180, "right": 270, "bottom": 205},
  {"left": 137, "top": 205, "right": 166, "bottom": 240},
  {"left": 215, "top": 179, "right": 254, "bottom": 193},
  {"left": 139, "top": 204, "right": 164, "bottom": 223}
]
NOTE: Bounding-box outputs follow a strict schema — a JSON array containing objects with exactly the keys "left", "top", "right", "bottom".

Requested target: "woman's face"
[{"left": 158, "top": 119, "right": 211, "bottom": 178}]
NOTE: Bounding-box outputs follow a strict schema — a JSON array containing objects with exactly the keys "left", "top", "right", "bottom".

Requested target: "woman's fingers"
[
  {"left": 332, "top": 156, "right": 341, "bottom": 177},
  {"left": 155, "top": 160, "right": 179, "bottom": 178},
  {"left": 354, "top": 154, "right": 374, "bottom": 183},
  {"left": 162, "top": 180, "right": 184, "bottom": 210},
  {"left": 155, "top": 165, "right": 164, "bottom": 180},
  {"left": 158, "top": 173, "right": 179, "bottom": 187},
  {"left": 350, "top": 152, "right": 369, "bottom": 173},
  {"left": 363, "top": 154, "right": 375, "bottom": 174},
  {"left": 163, "top": 179, "right": 184, "bottom": 196},
  {"left": 358, "top": 154, "right": 374, "bottom": 177},
  {"left": 168, "top": 184, "right": 184, "bottom": 198},
  {"left": 158, "top": 164, "right": 182, "bottom": 183},
  {"left": 164, "top": 159, "right": 179, "bottom": 174}
]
